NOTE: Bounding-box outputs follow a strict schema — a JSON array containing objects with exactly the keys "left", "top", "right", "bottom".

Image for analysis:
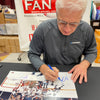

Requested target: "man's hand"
[
  {"left": 39, "top": 64, "right": 59, "bottom": 81},
  {"left": 68, "top": 60, "right": 90, "bottom": 84}
]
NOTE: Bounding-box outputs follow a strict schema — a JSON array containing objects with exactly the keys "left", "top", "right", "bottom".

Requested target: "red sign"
[{"left": 22, "top": 0, "right": 56, "bottom": 14}]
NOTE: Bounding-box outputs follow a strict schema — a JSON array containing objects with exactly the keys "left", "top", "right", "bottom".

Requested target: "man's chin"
[{"left": 62, "top": 32, "right": 72, "bottom": 36}]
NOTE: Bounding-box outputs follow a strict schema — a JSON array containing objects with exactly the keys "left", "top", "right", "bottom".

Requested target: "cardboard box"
[
  {"left": 0, "top": 24, "right": 7, "bottom": 34},
  {"left": 5, "top": 19, "right": 17, "bottom": 23},
  {"left": 9, "top": 38, "right": 15, "bottom": 46},
  {"left": 5, "top": 38, "right": 10, "bottom": 46},
  {"left": 5, "top": 46, "right": 11, "bottom": 53},
  {"left": 0, "top": 36, "right": 6, "bottom": 52},
  {"left": 95, "top": 3, "right": 100, "bottom": 8},
  {"left": 10, "top": 46, "right": 17, "bottom": 52},
  {"left": 16, "top": 47, "right": 21, "bottom": 52},
  {"left": 0, "top": 46, "right": 6, "bottom": 52},
  {"left": 0, "top": 12, "right": 5, "bottom": 24},
  {"left": 0, "top": 35, "right": 21, "bottom": 53},
  {"left": 0, "top": 37, "right": 5, "bottom": 46},
  {"left": 15, "top": 37, "right": 20, "bottom": 46}
]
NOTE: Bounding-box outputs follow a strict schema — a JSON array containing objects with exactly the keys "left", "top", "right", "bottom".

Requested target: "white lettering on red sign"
[
  {"left": 22, "top": 0, "right": 56, "bottom": 14},
  {"left": 25, "top": 0, "right": 33, "bottom": 10}
]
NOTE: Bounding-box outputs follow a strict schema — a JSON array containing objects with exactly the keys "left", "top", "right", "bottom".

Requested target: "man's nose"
[{"left": 63, "top": 24, "right": 71, "bottom": 32}]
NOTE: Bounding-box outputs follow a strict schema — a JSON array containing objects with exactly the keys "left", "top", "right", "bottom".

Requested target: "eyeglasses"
[{"left": 57, "top": 19, "right": 80, "bottom": 28}]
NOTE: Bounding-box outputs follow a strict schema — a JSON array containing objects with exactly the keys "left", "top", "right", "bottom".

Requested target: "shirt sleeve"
[
  {"left": 83, "top": 26, "right": 97, "bottom": 64},
  {"left": 28, "top": 24, "right": 45, "bottom": 71}
]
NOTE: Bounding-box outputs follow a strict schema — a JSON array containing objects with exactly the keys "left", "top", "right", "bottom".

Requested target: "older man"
[{"left": 28, "top": 0, "right": 97, "bottom": 84}]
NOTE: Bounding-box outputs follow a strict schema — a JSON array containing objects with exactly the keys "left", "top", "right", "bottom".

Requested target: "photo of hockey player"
[
  {"left": 6, "top": 79, "right": 68, "bottom": 100},
  {"left": 0, "top": 71, "right": 78, "bottom": 100},
  {"left": 0, "top": 91, "right": 11, "bottom": 100},
  {"left": 8, "top": 80, "right": 43, "bottom": 100}
]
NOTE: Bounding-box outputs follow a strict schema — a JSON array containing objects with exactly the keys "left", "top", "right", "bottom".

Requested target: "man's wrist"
[
  {"left": 80, "top": 60, "right": 90, "bottom": 69},
  {"left": 39, "top": 64, "right": 48, "bottom": 73}
]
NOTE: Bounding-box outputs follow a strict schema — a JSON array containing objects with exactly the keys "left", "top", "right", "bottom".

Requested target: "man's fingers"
[
  {"left": 53, "top": 67, "right": 59, "bottom": 73},
  {"left": 49, "top": 69, "right": 58, "bottom": 77},
  {"left": 45, "top": 69, "right": 58, "bottom": 81},
  {"left": 84, "top": 72, "right": 87, "bottom": 83},
  {"left": 68, "top": 67, "right": 75, "bottom": 73},
  {"left": 39, "top": 64, "right": 59, "bottom": 81},
  {"left": 72, "top": 72, "right": 80, "bottom": 83},
  {"left": 79, "top": 74, "right": 84, "bottom": 84},
  {"left": 45, "top": 72, "right": 57, "bottom": 81},
  {"left": 71, "top": 69, "right": 79, "bottom": 80}
]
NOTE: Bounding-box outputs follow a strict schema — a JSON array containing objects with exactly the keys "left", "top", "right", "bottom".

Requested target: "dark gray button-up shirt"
[{"left": 28, "top": 19, "right": 97, "bottom": 70}]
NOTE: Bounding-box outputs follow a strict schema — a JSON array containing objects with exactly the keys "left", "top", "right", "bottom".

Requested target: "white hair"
[{"left": 56, "top": 0, "right": 87, "bottom": 16}]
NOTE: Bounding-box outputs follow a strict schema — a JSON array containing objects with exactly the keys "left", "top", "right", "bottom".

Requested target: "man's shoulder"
[
  {"left": 39, "top": 19, "right": 57, "bottom": 29},
  {"left": 79, "top": 20, "right": 93, "bottom": 31},
  {"left": 34, "top": 19, "right": 58, "bottom": 37},
  {"left": 42, "top": 18, "right": 57, "bottom": 23},
  {"left": 76, "top": 20, "right": 94, "bottom": 38}
]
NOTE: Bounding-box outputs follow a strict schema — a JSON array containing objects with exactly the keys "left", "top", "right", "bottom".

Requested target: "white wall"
[{"left": 82, "top": 0, "right": 92, "bottom": 24}]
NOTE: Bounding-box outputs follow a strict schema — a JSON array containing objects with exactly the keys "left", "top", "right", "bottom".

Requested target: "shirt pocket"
[{"left": 68, "top": 42, "right": 84, "bottom": 59}]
